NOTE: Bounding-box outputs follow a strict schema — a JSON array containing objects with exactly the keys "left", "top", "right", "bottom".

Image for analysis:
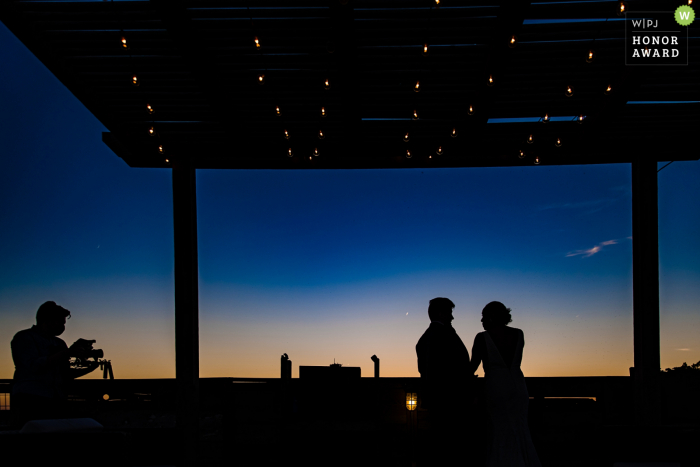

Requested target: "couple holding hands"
[{"left": 416, "top": 298, "right": 542, "bottom": 467}]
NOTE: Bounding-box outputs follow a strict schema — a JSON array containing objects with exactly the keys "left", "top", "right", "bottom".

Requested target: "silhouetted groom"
[{"left": 416, "top": 297, "right": 474, "bottom": 466}]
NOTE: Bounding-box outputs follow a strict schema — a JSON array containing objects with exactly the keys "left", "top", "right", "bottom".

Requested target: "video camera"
[{"left": 69, "top": 338, "right": 114, "bottom": 379}]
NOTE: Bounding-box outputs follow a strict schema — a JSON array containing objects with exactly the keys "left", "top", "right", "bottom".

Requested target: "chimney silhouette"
[
  {"left": 371, "top": 355, "right": 379, "bottom": 378},
  {"left": 281, "top": 353, "right": 291, "bottom": 379}
]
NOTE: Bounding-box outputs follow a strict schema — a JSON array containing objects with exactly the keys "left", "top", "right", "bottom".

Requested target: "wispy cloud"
[{"left": 566, "top": 239, "right": 619, "bottom": 258}]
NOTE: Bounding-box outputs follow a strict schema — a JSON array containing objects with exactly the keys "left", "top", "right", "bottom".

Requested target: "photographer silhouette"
[{"left": 10, "top": 301, "right": 100, "bottom": 428}]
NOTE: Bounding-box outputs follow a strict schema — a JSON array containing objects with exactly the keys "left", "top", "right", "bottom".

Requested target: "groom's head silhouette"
[{"left": 428, "top": 297, "right": 455, "bottom": 325}]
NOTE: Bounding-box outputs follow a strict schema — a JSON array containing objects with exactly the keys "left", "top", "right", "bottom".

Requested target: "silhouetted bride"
[{"left": 470, "top": 301, "right": 541, "bottom": 467}]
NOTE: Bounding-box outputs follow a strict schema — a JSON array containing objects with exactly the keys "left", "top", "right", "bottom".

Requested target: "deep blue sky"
[{"left": 1, "top": 20, "right": 698, "bottom": 379}]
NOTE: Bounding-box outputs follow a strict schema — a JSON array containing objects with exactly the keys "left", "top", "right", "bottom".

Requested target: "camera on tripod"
[{"left": 69, "top": 338, "right": 114, "bottom": 379}]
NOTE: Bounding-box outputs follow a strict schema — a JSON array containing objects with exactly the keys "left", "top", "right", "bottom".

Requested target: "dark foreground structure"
[{"left": 1, "top": 1, "right": 699, "bottom": 465}]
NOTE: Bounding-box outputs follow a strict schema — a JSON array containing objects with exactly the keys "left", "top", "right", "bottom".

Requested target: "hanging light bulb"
[
  {"left": 428, "top": 154, "right": 433, "bottom": 159},
  {"left": 617, "top": 1, "right": 625, "bottom": 16},
  {"left": 287, "top": 148, "right": 293, "bottom": 157},
  {"left": 509, "top": 35, "right": 517, "bottom": 48},
  {"left": 468, "top": 104, "right": 474, "bottom": 115},
  {"left": 586, "top": 49, "right": 595, "bottom": 63},
  {"left": 258, "top": 74, "right": 265, "bottom": 85},
  {"left": 165, "top": 158, "right": 170, "bottom": 163},
  {"left": 313, "top": 148, "right": 319, "bottom": 157},
  {"left": 121, "top": 36, "right": 129, "bottom": 50},
  {"left": 527, "top": 134, "right": 533, "bottom": 144},
  {"left": 148, "top": 126, "right": 156, "bottom": 136},
  {"left": 436, "top": 146, "right": 443, "bottom": 156},
  {"left": 324, "top": 78, "right": 331, "bottom": 90},
  {"left": 519, "top": 149, "right": 525, "bottom": 159},
  {"left": 689, "top": 0, "right": 693, "bottom": 5},
  {"left": 320, "top": 106, "right": 326, "bottom": 118},
  {"left": 276, "top": 105, "right": 281, "bottom": 117},
  {"left": 487, "top": 74, "right": 494, "bottom": 87},
  {"left": 578, "top": 114, "right": 585, "bottom": 124},
  {"left": 604, "top": 84, "right": 612, "bottom": 95},
  {"left": 413, "top": 109, "right": 419, "bottom": 120},
  {"left": 414, "top": 80, "right": 420, "bottom": 92},
  {"left": 565, "top": 85, "right": 574, "bottom": 97},
  {"left": 534, "top": 156, "right": 541, "bottom": 165},
  {"left": 406, "top": 150, "right": 412, "bottom": 159},
  {"left": 555, "top": 137, "right": 562, "bottom": 147},
  {"left": 542, "top": 113, "right": 549, "bottom": 123},
  {"left": 403, "top": 132, "right": 410, "bottom": 143},
  {"left": 318, "top": 129, "right": 325, "bottom": 139},
  {"left": 254, "top": 36, "right": 261, "bottom": 49},
  {"left": 422, "top": 43, "right": 429, "bottom": 56},
  {"left": 284, "top": 129, "right": 290, "bottom": 140},
  {"left": 435, "top": 0, "right": 440, "bottom": 7},
  {"left": 131, "top": 74, "right": 139, "bottom": 87},
  {"left": 158, "top": 145, "right": 164, "bottom": 154},
  {"left": 451, "top": 127, "right": 458, "bottom": 138},
  {"left": 146, "top": 103, "right": 154, "bottom": 114}
]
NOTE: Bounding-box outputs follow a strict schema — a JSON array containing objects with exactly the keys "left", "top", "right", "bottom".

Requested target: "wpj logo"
[{"left": 625, "top": 10, "right": 690, "bottom": 66}]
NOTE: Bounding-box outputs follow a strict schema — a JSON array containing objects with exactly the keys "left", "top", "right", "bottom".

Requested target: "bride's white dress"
[{"left": 481, "top": 330, "right": 542, "bottom": 467}]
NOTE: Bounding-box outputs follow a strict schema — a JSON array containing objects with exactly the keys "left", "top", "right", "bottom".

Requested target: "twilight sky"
[{"left": 1, "top": 20, "right": 699, "bottom": 380}]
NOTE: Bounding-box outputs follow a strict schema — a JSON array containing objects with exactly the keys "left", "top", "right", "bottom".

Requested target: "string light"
[
  {"left": 604, "top": 84, "right": 612, "bottom": 95},
  {"left": 435, "top": 0, "right": 440, "bottom": 7},
  {"left": 406, "top": 150, "right": 412, "bottom": 159},
  {"left": 158, "top": 145, "right": 164, "bottom": 154},
  {"left": 165, "top": 158, "right": 169, "bottom": 163},
  {"left": 318, "top": 130, "right": 325, "bottom": 139},
  {"left": 146, "top": 103, "right": 154, "bottom": 114},
  {"left": 468, "top": 105, "right": 474, "bottom": 115},
  {"left": 451, "top": 128, "right": 458, "bottom": 138},
  {"left": 131, "top": 74, "right": 139, "bottom": 87},
  {"left": 436, "top": 146, "right": 443, "bottom": 156},
  {"left": 403, "top": 132, "right": 410, "bottom": 142},
  {"left": 120, "top": 36, "right": 129, "bottom": 50},
  {"left": 428, "top": 155, "right": 432, "bottom": 159},
  {"left": 555, "top": 137, "right": 562, "bottom": 147},
  {"left": 519, "top": 149, "right": 525, "bottom": 159},
  {"left": 542, "top": 113, "right": 549, "bottom": 123},
  {"left": 586, "top": 50, "right": 595, "bottom": 63},
  {"left": 414, "top": 80, "right": 420, "bottom": 92},
  {"left": 422, "top": 43, "right": 429, "bottom": 56},
  {"left": 534, "top": 156, "right": 541, "bottom": 165},
  {"left": 276, "top": 105, "right": 281, "bottom": 117},
  {"left": 509, "top": 35, "right": 517, "bottom": 48},
  {"left": 320, "top": 107, "right": 326, "bottom": 118},
  {"left": 324, "top": 78, "right": 331, "bottom": 90},
  {"left": 313, "top": 148, "right": 320, "bottom": 157},
  {"left": 487, "top": 74, "right": 494, "bottom": 87},
  {"left": 617, "top": 1, "right": 625, "bottom": 16},
  {"left": 258, "top": 74, "right": 265, "bottom": 85},
  {"left": 565, "top": 85, "right": 574, "bottom": 97},
  {"left": 578, "top": 114, "right": 585, "bottom": 124},
  {"left": 689, "top": 0, "right": 693, "bottom": 5},
  {"left": 148, "top": 126, "right": 155, "bottom": 136},
  {"left": 527, "top": 134, "right": 533, "bottom": 144},
  {"left": 284, "top": 129, "right": 290, "bottom": 140},
  {"left": 254, "top": 36, "right": 260, "bottom": 49},
  {"left": 413, "top": 109, "right": 419, "bottom": 120},
  {"left": 288, "top": 148, "right": 293, "bottom": 157}
]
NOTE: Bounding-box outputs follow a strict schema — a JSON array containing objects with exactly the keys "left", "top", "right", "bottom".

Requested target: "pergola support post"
[
  {"left": 172, "top": 161, "right": 200, "bottom": 463},
  {"left": 631, "top": 159, "right": 661, "bottom": 425}
]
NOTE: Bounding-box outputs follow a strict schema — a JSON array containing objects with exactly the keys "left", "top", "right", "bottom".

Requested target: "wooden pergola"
[{"left": 2, "top": 0, "right": 698, "bottom": 463}]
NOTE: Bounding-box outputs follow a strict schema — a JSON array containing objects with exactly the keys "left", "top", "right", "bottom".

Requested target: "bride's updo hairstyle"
[{"left": 483, "top": 301, "right": 513, "bottom": 326}]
